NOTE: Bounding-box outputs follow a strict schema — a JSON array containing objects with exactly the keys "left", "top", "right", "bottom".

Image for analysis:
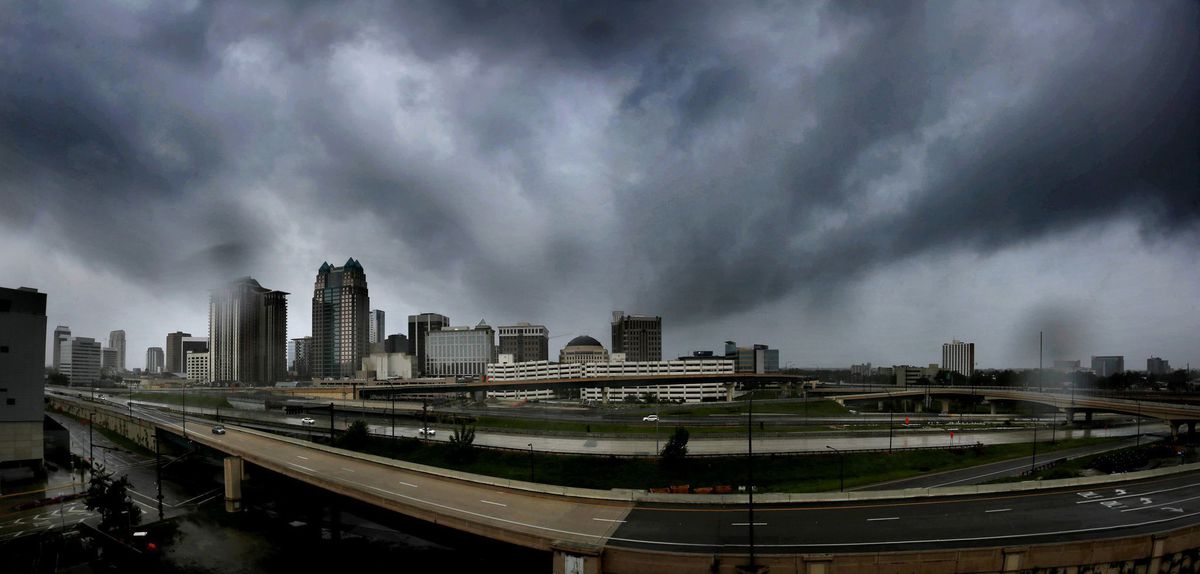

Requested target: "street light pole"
[
  {"left": 826, "top": 445, "right": 844, "bottom": 492},
  {"left": 1030, "top": 419, "right": 1039, "bottom": 474},
  {"left": 528, "top": 443, "right": 534, "bottom": 482},
  {"left": 747, "top": 386, "right": 756, "bottom": 570}
]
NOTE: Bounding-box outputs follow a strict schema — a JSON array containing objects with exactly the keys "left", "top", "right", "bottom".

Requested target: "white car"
[
  {"left": 418, "top": 428, "right": 436, "bottom": 436},
  {"left": 300, "top": 417, "right": 316, "bottom": 425},
  {"left": 643, "top": 415, "right": 660, "bottom": 422}
]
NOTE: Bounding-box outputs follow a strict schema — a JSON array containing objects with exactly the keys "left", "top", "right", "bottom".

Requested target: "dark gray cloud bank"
[{"left": 1, "top": 1, "right": 1197, "bottom": 369}]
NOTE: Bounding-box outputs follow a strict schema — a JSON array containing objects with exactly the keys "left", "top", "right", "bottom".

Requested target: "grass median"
[
  {"left": 130, "top": 392, "right": 231, "bottom": 409},
  {"left": 343, "top": 431, "right": 1115, "bottom": 493}
]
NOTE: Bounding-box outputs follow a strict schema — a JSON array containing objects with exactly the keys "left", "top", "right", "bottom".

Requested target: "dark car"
[{"left": 211, "top": 425, "right": 226, "bottom": 435}]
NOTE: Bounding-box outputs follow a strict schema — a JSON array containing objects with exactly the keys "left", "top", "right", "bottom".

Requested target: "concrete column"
[
  {"left": 552, "top": 543, "right": 601, "bottom": 574},
  {"left": 990, "top": 402, "right": 997, "bottom": 415},
  {"left": 1148, "top": 533, "right": 1167, "bottom": 573},
  {"left": 726, "top": 383, "right": 735, "bottom": 402},
  {"left": 1085, "top": 411, "right": 1094, "bottom": 424},
  {"left": 224, "top": 456, "right": 243, "bottom": 513},
  {"left": 1065, "top": 409, "right": 1075, "bottom": 424},
  {"left": 1168, "top": 421, "right": 1180, "bottom": 439},
  {"left": 1002, "top": 547, "right": 1027, "bottom": 572},
  {"left": 915, "top": 403, "right": 923, "bottom": 413},
  {"left": 939, "top": 400, "right": 950, "bottom": 414},
  {"left": 602, "top": 387, "right": 609, "bottom": 405}
]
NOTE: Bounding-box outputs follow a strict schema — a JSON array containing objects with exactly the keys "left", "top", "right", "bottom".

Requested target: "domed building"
[{"left": 559, "top": 335, "right": 609, "bottom": 365}]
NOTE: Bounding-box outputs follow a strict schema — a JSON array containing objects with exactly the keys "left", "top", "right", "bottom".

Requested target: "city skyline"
[{"left": 2, "top": 2, "right": 1196, "bottom": 372}]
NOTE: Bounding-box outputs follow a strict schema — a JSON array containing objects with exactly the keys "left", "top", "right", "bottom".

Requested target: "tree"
[
  {"left": 448, "top": 421, "right": 477, "bottom": 462},
  {"left": 335, "top": 419, "right": 370, "bottom": 450},
  {"left": 84, "top": 464, "right": 141, "bottom": 534},
  {"left": 660, "top": 426, "right": 689, "bottom": 462}
]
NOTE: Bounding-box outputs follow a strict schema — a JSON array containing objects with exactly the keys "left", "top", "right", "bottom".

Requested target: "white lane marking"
[
  {"left": 604, "top": 510, "right": 1200, "bottom": 549},
  {"left": 296, "top": 455, "right": 309, "bottom": 460},
  {"left": 985, "top": 508, "right": 1012, "bottom": 513},
  {"left": 367, "top": 485, "right": 402, "bottom": 496},
  {"left": 480, "top": 500, "right": 508, "bottom": 507},
  {"left": 290, "top": 463, "right": 317, "bottom": 473},
  {"left": 1121, "top": 494, "right": 1200, "bottom": 513},
  {"left": 340, "top": 467, "right": 355, "bottom": 473},
  {"left": 1077, "top": 482, "right": 1200, "bottom": 504},
  {"left": 593, "top": 518, "right": 627, "bottom": 523},
  {"left": 731, "top": 522, "right": 767, "bottom": 526},
  {"left": 397, "top": 481, "right": 419, "bottom": 488},
  {"left": 867, "top": 517, "right": 899, "bottom": 521}
]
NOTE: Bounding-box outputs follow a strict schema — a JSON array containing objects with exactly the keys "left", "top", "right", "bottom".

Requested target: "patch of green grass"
[
  {"left": 131, "top": 392, "right": 230, "bottom": 409},
  {"left": 346, "top": 435, "right": 1116, "bottom": 493},
  {"left": 671, "top": 399, "right": 850, "bottom": 417}
]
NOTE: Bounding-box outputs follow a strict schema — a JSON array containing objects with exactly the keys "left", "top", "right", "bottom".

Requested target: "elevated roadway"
[
  {"left": 49, "top": 394, "right": 1200, "bottom": 573},
  {"left": 834, "top": 387, "right": 1200, "bottom": 430}
]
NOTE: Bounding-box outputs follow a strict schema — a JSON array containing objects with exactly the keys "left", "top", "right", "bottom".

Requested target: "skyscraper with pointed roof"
[{"left": 312, "top": 258, "right": 370, "bottom": 379}]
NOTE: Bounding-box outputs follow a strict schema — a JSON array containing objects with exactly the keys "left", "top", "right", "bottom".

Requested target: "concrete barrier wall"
[
  {"left": 601, "top": 525, "right": 1200, "bottom": 573},
  {"left": 48, "top": 398, "right": 157, "bottom": 452}
]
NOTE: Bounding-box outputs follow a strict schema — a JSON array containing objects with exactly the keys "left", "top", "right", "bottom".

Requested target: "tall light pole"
[
  {"left": 655, "top": 389, "right": 661, "bottom": 455},
  {"left": 826, "top": 445, "right": 844, "bottom": 492},
  {"left": 527, "top": 443, "right": 534, "bottom": 482},
  {"left": 747, "top": 384, "right": 756, "bottom": 570}
]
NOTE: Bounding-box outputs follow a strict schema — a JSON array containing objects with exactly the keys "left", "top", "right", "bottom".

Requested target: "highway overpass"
[
  {"left": 48, "top": 393, "right": 1200, "bottom": 573},
  {"left": 832, "top": 387, "right": 1200, "bottom": 434}
]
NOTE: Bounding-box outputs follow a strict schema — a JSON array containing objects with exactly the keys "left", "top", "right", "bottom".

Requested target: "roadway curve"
[{"left": 55, "top": 395, "right": 1200, "bottom": 571}]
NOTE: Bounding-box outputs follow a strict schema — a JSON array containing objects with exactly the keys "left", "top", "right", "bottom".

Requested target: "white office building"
[
  {"left": 425, "top": 320, "right": 496, "bottom": 378},
  {"left": 361, "top": 352, "right": 415, "bottom": 380},
  {"left": 186, "top": 351, "right": 211, "bottom": 384},
  {"left": 60, "top": 337, "right": 102, "bottom": 386},
  {"left": 485, "top": 355, "right": 736, "bottom": 403},
  {"left": 941, "top": 340, "right": 975, "bottom": 377},
  {"left": 146, "top": 347, "right": 165, "bottom": 374}
]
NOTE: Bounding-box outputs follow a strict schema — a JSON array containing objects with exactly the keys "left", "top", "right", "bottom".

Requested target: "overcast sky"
[{"left": 2, "top": 1, "right": 1197, "bottom": 371}]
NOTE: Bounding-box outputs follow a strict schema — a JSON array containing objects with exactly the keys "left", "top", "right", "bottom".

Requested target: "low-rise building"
[
  {"left": 186, "top": 351, "right": 210, "bottom": 384},
  {"left": 361, "top": 352, "right": 416, "bottom": 380},
  {"left": 425, "top": 320, "right": 496, "bottom": 379},
  {"left": 486, "top": 355, "right": 736, "bottom": 403}
]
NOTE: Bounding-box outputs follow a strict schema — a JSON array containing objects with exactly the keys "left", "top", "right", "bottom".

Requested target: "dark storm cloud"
[{"left": 0, "top": 0, "right": 1196, "bottom": 335}]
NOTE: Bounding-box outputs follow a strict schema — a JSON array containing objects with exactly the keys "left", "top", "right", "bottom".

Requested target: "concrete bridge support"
[
  {"left": 552, "top": 542, "right": 601, "bottom": 574},
  {"left": 940, "top": 399, "right": 951, "bottom": 415},
  {"left": 224, "top": 456, "right": 243, "bottom": 513}
]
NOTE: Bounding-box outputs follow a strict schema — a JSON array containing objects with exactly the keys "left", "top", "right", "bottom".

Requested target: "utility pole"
[
  {"left": 329, "top": 402, "right": 335, "bottom": 442},
  {"left": 155, "top": 433, "right": 164, "bottom": 520},
  {"left": 89, "top": 412, "right": 94, "bottom": 471},
  {"left": 528, "top": 443, "right": 535, "bottom": 482},
  {"left": 422, "top": 398, "right": 429, "bottom": 442},
  {"left": 827, "top": 445, "right": 844, "bottom": 492},
  {"left": 747, "top": 386, "right": 756, "bottom": 571}
]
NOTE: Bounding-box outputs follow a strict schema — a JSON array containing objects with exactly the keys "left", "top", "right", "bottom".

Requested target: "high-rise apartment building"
[
  {"left": 1091, "top": 355, "right": 1125, "bottom": 377},
  {"left": 146, "top": 347, "right": 164, "bottom": 374},
  {"left": 107, "top": 330, "right": 126, "bottom": 371},
  {"left": 425, "top": 320, "right": 496, "bottom": 378},
  {"left": 165, "top": 331, "right": 191, "bottom": 373},
  {"left": 498, "top": 323, "right": 549, "bottom": 363},
  {"left": 52, "top": 325, "right": 70, "bottom": 370},
  {"left": 611, "top": 311, "right": 662, "bottom": 362},
  {"left": 941, "top": 340, "right": 975, "bottom": 377},
  {"left": 290, "top": 336, "right": 313, "bottom": 379},
  {"left": 311, "top": 259, "right": 370, "bottom": 379},
  {"left": 0, "top": 287, "right": 47, "bottom": 472},
  {"left": 369, "top": 309, "right": 386, "bottom": 345},
  {"left": 209, "top": 276, "right": 288, "bottom": 386},
  {"left": 408, "top": 313, "right": 449, "bottom": 376},
  {"left": 60, "top": 337, "right": 101, "bottom": 386},
  {"left": 1147, "top": 357, "right": 1171, "bottom": 375}
]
